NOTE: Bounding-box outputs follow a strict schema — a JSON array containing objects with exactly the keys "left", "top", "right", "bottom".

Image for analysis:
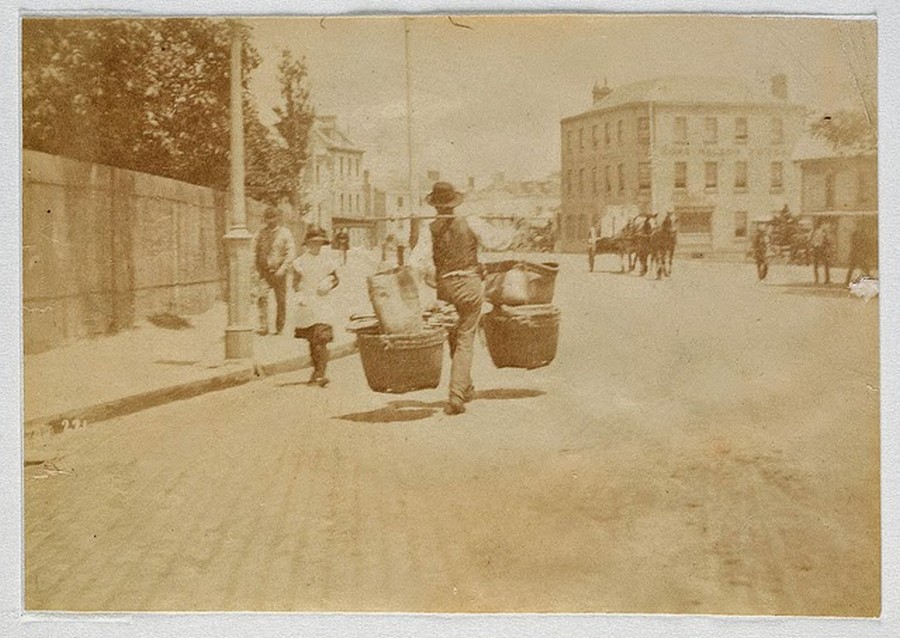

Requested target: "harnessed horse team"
[{"left": 588, "top": 213, "right": 677, "bottom": 279}]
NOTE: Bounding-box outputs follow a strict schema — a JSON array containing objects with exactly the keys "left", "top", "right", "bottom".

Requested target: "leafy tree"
[
  {"left": 271, "top": 50, "right": 316, "bottom": 212},
  {"left": 809, "top": 109, "right": 877, "bottom": 153},
  {"left": 22, "top": 18, "right": 280, "bottom": 199}
]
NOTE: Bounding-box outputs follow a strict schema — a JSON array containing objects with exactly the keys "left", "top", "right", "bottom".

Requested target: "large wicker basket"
[
  {"left": 482, "top": 304, "right": 560, "bottom": 369},
  {"left": 355, "top": 326, "right": 445, "bottom": 393}
]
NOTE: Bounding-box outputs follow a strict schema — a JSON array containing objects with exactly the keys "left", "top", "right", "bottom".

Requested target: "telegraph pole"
[
  {"left": 403, "top": 17, "right": 419, "bottom": 258},
  {"left": 224, "top": 20, "right": 254, "bottom": 359}
]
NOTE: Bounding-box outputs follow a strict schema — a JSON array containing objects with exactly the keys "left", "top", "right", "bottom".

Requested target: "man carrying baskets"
[{"left": 419, "top": 182, "right": 513, "bottom": 415}]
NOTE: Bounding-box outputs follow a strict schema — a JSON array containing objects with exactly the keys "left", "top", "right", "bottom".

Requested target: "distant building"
[
  {"left": 303, "top": 115, "right": 366, "bottom": 243},
  {"left": 463, "top": 172, "right": 560, "bottom": 230},
  {"left": 794, "top": 137, "right": 877, "bottom": 266},
  {"left": 559, "top": 75, "right": 805, "bottom": 256}
]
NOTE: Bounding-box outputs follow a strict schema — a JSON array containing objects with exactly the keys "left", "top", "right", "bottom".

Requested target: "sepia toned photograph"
[{"left": 20, "top": 12, "right": 880, "bottom": 617}]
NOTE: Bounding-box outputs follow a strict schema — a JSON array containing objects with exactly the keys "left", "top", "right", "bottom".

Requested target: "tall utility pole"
[
  {"left": 403, "top": 17, "right": 419, "bottom": 256},
  {"left": 224, "top": 20, "right": 254, "bottom": 359}
]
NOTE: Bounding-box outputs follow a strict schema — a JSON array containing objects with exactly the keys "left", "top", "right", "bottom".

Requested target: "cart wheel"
[{"left": 588, "top": 246, "right": 595, "bottom": 272}]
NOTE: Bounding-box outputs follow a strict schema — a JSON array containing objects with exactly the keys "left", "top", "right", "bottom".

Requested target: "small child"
[{"left": 292, "top": 226, "right": 340, "bottom": 387}]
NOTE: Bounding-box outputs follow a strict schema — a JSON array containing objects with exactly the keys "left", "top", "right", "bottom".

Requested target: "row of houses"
[
  {"left": 558, "top": 75, "right": 877, "bottom": 264},
  {"left": 303, "top": 75, "right": 876, "bottom": 265},
  {"left": 299, "top": 116, "right": 560, "bottom": 250}
]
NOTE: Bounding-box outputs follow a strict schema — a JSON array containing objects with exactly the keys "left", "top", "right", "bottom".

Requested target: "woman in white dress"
[{"left": 292, "top": 226, "right": 340, "bottom": 387}]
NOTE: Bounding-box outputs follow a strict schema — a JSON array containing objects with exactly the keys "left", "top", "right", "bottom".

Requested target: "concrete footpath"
[{"left": 23, "top": 249, "right": 385, "bottom": 439}]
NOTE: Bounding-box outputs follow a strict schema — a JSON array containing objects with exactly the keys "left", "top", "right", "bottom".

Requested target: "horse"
[{"left": 646, "top": 225, "right": 678, "bottom": 279}]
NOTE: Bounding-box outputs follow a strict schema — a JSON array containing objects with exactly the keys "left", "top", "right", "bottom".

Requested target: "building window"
[
  {"left": 638, "top": 117, "right": 650, "bottom": 145},
  {"left": 705, "top": 162, "right": 718, "bottom": 189},
  {"left": 674, "top": 116, "right": 688, "bottom": 143},
  {"left": 356, "top": 159, "right": 360, "bottom": 177},
  {"left": 340, "top": 193, "right": 345, "bottom": 212},
  {"left": 356, "top": 194, "right": 360, "bottom": 212},
  {"left": 825, "top": 173, "right": 835, "bottom": 209},
  {"left": 674, "top": 161, "right": 687, "bottom": 189},
  {"left": 604, "top": 123, "right": 611, "bottom": 146},
  {"left": 592, "top": 125, "right": 598, "bottom": 148},
  {"left": 578, "top": 168, "right": 584, "bottom": 194},
  {"left": 638, "top": 162, "right": 651, "bottom": 190},
  {"left": 592, "top": 167, "right": 598, "bottom": 194},
  {"left": 567, "top": 131, "right": 573, "bottom": 153},
  {"left": 579, "top": 128, "right": 584, "bottom": 150},
  {"left": 340, "top": 157, "right": 344, "bottom": 177},
  {"left": 734, "top": 211, "right": 748, "bottom": 238},
  {"left": 771, "top": 118, "right": 784, "bottom": 144},
  {"left": 617, "top": 120, "right": 623, "bottom": 145},
  {"left": 858, "top": 168, "right": 874, "bottom": 205},
  {"left": 617, "top": 163, "right": 625, "bottom": 193},
  {"left": 567, "top": 170, "right": 573, "bottom": 195},
  {"left": 315, "top": 163, "right": 320, "bottom": 184},
  {"left": 678, "top": 210, "right": 713, "bottom": 235},
  {"left": 704, "top": 117, "right": 718, "bottom": 144},
  {"left": 604, "top": 166, "right": 611, "bottom": 193},
  {"left": 735, "top": 117, "right": 748, "bottom": 143},
  {"left": 397, "top": 196, "right": 404, "bottom": 209},
  {"left": 770, "top": 162, "right": 783, "bottom": 189},
  {"left": 734, "top": 161, "right": 748, "bottom": 189}
]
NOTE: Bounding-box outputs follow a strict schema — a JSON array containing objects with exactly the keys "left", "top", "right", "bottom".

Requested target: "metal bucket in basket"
[
  {"left": 482, "top": 304, "right": 560, "bottom": 369},
  {"left": 482, "top": 260, "right": 559, "bottom": 306},
  {"left": 355, "top": 326, "right": 445, "bottom": 393}
]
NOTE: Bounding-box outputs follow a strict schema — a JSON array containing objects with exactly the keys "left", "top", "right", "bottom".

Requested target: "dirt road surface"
[{"left": 24, "top": 256, "right": 880, "bottom": 615}]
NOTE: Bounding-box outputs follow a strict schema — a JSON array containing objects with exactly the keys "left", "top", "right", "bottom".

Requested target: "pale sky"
[{"left": 246, "top": 15, "right": 876, "bottom": 188}]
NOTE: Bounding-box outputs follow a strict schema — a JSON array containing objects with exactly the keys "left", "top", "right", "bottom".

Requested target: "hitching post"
[{"left": 224, "top": 20, "right": 254, "bottom": 359}]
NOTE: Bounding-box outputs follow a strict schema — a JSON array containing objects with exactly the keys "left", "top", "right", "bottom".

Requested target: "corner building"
[{"left": 559, "top": 76, "right": 804, "bottom": 257}]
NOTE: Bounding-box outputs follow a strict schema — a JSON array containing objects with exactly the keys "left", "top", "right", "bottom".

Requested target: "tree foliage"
[
  {"left": 22, "top": 18, "right": 312, "bottom": 209},
  {"left": 809, "top": 109, "right": 877, "bottom": 153}
]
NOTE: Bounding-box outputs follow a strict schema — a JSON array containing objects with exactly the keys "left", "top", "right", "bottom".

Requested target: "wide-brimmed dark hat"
[
  {"left": 304, "top": 225, "right": 330, "bottom": 245},
  {"left": 425, "top": 181, "right": 464, "bottom": 208}
]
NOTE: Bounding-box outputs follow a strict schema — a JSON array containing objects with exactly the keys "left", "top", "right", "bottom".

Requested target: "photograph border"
[{"left": 2, "top": 1, "right": 897, "bottom": 636}]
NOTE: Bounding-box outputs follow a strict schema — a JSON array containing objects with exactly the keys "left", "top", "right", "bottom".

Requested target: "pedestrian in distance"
[
  {"left": 293, "top": 226, "right": 340, "bottom": 387},
  {"left": 337, "top": 227, "right": 350, "bottom": 265},
  {"left": 752, "top": 224, "right": 770, "bottom": 281},
  {"left": 845, "top": 220, "right": 873, "bottom": 285},
  {"left": 810, "top": 220, "right": 831, "bottom": 285},
  {"left": 252, "top": 207, "right": 296, "bottom": 336},
  {"left": 418, "top": 181, "right": 514, "bottom": 415}
]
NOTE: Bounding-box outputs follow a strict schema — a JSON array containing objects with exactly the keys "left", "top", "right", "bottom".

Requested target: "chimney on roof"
[
  {"left": 593, "top": 77, "right": 611, "bottom": 105},
  {"left": 770, "top": 74, "right": 788, "bottom": 101},
  {"left": 317, "top": 115, "right": 337, "bottom": 134}
]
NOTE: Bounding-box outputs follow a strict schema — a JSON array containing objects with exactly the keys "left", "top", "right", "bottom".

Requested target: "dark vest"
[{"left": 431, "top": 216, "right": 478, "bottom": 277}]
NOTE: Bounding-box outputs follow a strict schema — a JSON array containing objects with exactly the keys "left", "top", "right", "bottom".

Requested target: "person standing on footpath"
[
  {"left": 751, "top": 224, "right": 770, "bottom": 281},
  {"left": 292, "top": 226, "right": 340, "bottom": 387},
  {"left": 417, "top": 182, "right": 514, "bottom": 415},
  {"left": 845, "top": 220, "right": 873, "bottom": 285},
  {"left": 810, "top": 220, "right": 832, "bottom": 285},
  {"left": 253, "top": 207, "right": 296, "bottom": 336}
]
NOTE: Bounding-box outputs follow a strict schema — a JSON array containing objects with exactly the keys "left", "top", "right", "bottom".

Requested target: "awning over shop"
[{"left": 331, "top": 216, "right": 376, "bottom": 228}]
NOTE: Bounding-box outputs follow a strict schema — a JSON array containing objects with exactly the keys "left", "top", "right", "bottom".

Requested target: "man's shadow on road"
[{"left": 334, "top": 388, "right": 545, "bottom": 423}]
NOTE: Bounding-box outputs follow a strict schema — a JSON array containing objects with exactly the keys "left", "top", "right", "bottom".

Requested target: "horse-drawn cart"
[
  {"left": 587, "top": 229, "right": 631, "bottom": 272},
  {"left": 587, "top": 215, "right": 676, "bottom": 277}
]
